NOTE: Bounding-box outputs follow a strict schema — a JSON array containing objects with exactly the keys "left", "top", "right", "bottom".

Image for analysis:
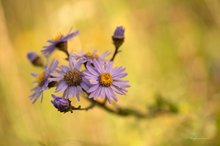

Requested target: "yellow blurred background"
[{"left": 0, "top": 0, "right": 220, "bottom": 145}]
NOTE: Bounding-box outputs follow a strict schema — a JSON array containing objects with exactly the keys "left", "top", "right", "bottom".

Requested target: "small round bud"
[
  {"left": 51, "top": 94, "right": 72, "bottom": 113},
  {"left": 27, "top": 52, "right": 38, "bottom": 62},
  {"left": 112, "top": 26, "right": 125, "bottom": 48},
  {"left": 27, "top": 52, "right": 44, "bottom": 67}
]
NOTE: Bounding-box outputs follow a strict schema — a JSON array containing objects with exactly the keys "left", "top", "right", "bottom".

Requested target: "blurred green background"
[{"left": 0, "top": 0, "right": 220, "bottom": 145}]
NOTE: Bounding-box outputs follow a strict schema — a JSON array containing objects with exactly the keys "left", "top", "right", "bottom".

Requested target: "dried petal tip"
[
  {"left": 112, "top": 26, "right": 125, "bottom": 48},
  {"left": 51, "top": 94, "right": 73, "bottom": 113},
  {"left": 27, "top": 52, "right": 44, "bottom": 67}
]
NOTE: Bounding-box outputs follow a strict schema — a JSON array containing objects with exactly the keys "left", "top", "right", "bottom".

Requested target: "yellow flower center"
[
  {"left": 64, "top": 69, "right": 82, "bottom": 86},
  {"left": 84, "top": 52, "right": 99, "bottom": 60},
  {"left": 99, "top": 73, "right": 113, "bottom": 87},
  {"left": 37, "top": 72, "right": 46, "bottom": 87},
  {"left": 52, "top": 32, "right": 62, "bottom": 41}
]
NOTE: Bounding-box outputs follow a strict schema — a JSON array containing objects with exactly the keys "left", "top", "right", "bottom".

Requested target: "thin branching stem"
[
  {"left": 73, "top": 93, "right": 170, "bottom": 119},
  {"left": 72, "top": 102, "right": 96, "bottom": 111},
  {"left": 64, "top": 47, "right": 176, "bottom": 118}
]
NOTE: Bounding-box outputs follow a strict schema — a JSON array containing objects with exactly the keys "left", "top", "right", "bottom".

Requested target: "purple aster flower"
[
  {"left": 29, "top": 59, "right": 58, "bottom": 103},
  {"left": 51, "top": 94, "right": 72, "bottom": 113},
  {"left": 73, "top": 50, "right": 111, "bottom": 63},
  {"left": 27, "top": 52, "right": 44, "bottom": 67},
  {"left": 49, "top": 54, "right": 89, "bottom": 100},
  {"left": 112, "top": 26, "right": 125, "bottom": 48},
  {"left": 42, "top": 30, "right": 79, "bottom": 57},
  {"left": 84, "top": 60, "right": 130, "bottom": 103}
]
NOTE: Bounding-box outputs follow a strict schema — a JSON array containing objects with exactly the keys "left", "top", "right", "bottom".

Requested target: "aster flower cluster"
[{"left": 27, "top": 26, "right": 130, "bottom": 113}]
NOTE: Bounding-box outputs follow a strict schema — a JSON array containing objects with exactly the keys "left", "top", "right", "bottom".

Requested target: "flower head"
[
  {"left": 112, "top": 26, "right": 125, "bottom": 48},
  {"left": 27, "top": 52, "right": 44, "bottom": 67},
  {"left": 42, "top": 30, "right": 79, "bottom": 58},
  {"left": 29, "top": 59, "right": 58, "bottom": 103},
  {"left": 51, "top": 94, "right": 72, "bottom": 113},
  {"left": 49, "top": 54, "right": 89, "bottom": 100},
  {"left": 84, "top": 60, "right": 130, "bottom": 103},
  {"left": 73, "top": 50, "right": 111, "bottom": 63}
]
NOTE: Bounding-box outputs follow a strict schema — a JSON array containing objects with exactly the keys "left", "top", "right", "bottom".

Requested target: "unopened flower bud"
[
  {"left": 112, "top": 26, "right": 125, "bottom": 48},
  {"left": 27, "top": 52, "right": 44, "bottom": 67},
  {"left": 51, "top": 94, "right": 72, "bottom": 113}
]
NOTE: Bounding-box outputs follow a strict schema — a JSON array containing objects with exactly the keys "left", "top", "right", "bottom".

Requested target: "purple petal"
[
  {"left": 113, "top": 81, "right": 130, "bottom": 88},
  {"left": 84, "top": 75, "right": 98, "bottom": 81},
  {"left": 42, "top": 44, "right": 56, "bottom": 57},
  {"left": 56, "top": 81, "right": 68, "bottom": 92},
  {"left": 62, "top": 30, "right": 79, "bottom": 41},
  {"left": 113, "top": 73, "right": 127, "bottom": 78},
  {"left": 51, "top": 94, "right": 57, "bottom": 99},
  {"left": 89, "top": 79, "right": 99, "bottom": 85},
  {"left": 63, "top": 87, "right": 70, "bottom": 98},
  {"left": 106, "top": 62, "right": 113, "bottom": 72},
  {"left": 47, "top": 40, "right": 56, "bottom": 43},
  {"left": 83, "top": 71, "right": 98, "bottom": 78},
  {"left": 60, "top": 65, "right": 69, "bottom": 72},
  {"left": 111, "top": 67, "right": 126, "bottom": 76},
  {"left": 108, "top": 88, "right": 118, "bottom": 102},
  {"left": 100, "top": 87, "right": 105, "bottom": 98},
  {"left": 76, "top": 86, "right": 82, "bottom": 101},
  {"left": 42, "top": 80, "right": 50, "bottom": 90},
  {"left": 29, "top": 92, "right": 37, "bottom": 99},
  {"left": 31, "top": 73, "right": 38, "bottom": 77},
  {"left": 49, "top": 77, "right": 63, "bottom": 82},
  {"left": 93, "top": 87, "right": 102, "bottom": 100},
  {"left": 111, "top": 85, "right": 126, "bottom": 95},
  {"left": 87, "top": 65, "right": 99, "bottom": 76},
  {"left": 69, "top": 86, "right": 76, "bottom": 98},
  {"left": 69, "top": 56, "right": 75, "bottom": 70},
  {"left": 31, "top": 86, "right": 40, "bottom": 91},
  {"left": 105, "top": 88, "right": 112, "bottom": 103},
  {"left": 100, "top": 51, "right": 111, "bottom": 58},
  {"left": 51, "top": 59, "right": 58, "bottom": 72},
  {"left": 93, "top": 60, "right": 104, "bottom": 73},
  {"left": 75, "top": 60, "right": 84, "bottom": 70},
  {"left": 88, "top": 87, "right": 98, "bottom": 98},
  {"left": 81, "top": 78, "right": 90, "bottom": 91},
  {"left": 87, "top": 84, "right": 100, "bottom": 93}
]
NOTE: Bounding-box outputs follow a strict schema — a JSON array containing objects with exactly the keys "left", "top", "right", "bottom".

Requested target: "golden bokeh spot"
[{"left": 99, "top": 73, "right": 113, "bottom": 87}]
